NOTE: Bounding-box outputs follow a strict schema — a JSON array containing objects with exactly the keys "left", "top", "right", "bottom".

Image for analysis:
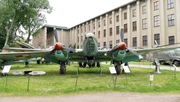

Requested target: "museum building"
[{"left": 33, "top": 0, "right": 180, "bottom": 49}]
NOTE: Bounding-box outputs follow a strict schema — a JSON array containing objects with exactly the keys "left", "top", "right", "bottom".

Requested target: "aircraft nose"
[{"left": 119, "top": 42, "right": 126, "bottom": 50}]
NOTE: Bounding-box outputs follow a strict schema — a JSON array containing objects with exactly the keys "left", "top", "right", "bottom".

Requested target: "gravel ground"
[{"left": 1, "top": 92, "right": 180, "bottom": 102}]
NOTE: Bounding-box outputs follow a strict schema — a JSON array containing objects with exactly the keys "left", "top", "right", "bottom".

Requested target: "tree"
[
  {"left": 0, "top": 0, "right": 52, "bottom": 48},
  {"left": 0, "top": 0, "right": 17, "bottom": 47},
  {"left": 20, "top": 0, "right": 52, "bottom": 43}
]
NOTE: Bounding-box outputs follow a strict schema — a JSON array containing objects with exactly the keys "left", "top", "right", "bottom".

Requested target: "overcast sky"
[{"left": 46, "top": 0, "right": 133, "bottom": 28}]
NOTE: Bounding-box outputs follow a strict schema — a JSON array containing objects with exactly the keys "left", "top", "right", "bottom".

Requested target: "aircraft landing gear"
[
  {"left": 60, "top": 61, "right": 66, "bottom": 74},
  {"left": 78, "top": 62, "right": 83, "bottom": 67},
  {"left": 83, "top": 62, "right": 87, "bottom": 68},
  {"left": 114, "top": 61, "right": 122, "bottom": 74},
  {"left": 25, "top": 62, "right": 29, "bottom": 67},
  {"left": 88, "top": 62, "right": 95, "bottom": 67},
  {"left": 97, "top": 62, "right": 100, "bottom": 67},
  {"left": 37, "top": 60, "right": 40, "bottom": 64}
]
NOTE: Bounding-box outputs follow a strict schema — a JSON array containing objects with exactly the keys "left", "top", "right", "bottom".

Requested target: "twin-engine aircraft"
[
  {"left": 1, "top": 28, "right": 178, "bottom": 74},
  {"left": 43, "top": 28, "right": 142, "bottom": 74}
]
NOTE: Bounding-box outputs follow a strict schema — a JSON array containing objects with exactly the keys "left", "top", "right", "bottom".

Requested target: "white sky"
[{"left": 46, "top": 0, "right": 133, "bottom": 28}]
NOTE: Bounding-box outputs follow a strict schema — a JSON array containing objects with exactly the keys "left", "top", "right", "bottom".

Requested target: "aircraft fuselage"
[{"left": 82, "top": 33, "right": 98, "bottom": 60}]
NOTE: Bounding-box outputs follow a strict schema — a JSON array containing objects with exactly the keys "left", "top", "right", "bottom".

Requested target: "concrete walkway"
[{"left": 129, "top": 64, "right": 180, "bottom": 72}]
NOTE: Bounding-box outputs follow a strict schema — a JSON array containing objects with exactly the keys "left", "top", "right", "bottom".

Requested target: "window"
[
  {"left": 77, "top": 37, "right": 79, "bottom": 42},
  {"left": 109, "top": 41, "right": 112, "bottom": 49},
  {"left": 98, "top": 42, "right": 100, "bottom": 47},
  {"left": 154, "top": 34, "right": 160, "bottom": 45},
  {"left": 104, "top": 20, "right": 106, "bottom": 26},
  {"left": 167, "top": 0, "right": 174, "bottom": 9},
  {"left": 132, "top": 21, "right": 137, "bottom": 31},
  {"left": 142, "top": 5, "right": 147, "bottom": 14},
  {"left": 124, "top": 12, "right": 127, "bottom": 19},
  {"left": 169, "top": 36, "right": 174, "bottom": 45},
  {"left": 116, "top": 15, "right": 119, "bottom": 22},
  {"left": 103, "top": 29, "right": 106, "bottom": 37},
  {"left": 103, "top": 42, "right": 106, "bottom": 47},
  {"left": 98, "top": 22, "right": 100, "bottom": 28},
  {"left": 98, "top": 31, "right": 100, "bottom": 38},
  {"left": 154, "top": 15, "right": 160, "bottom": 27},
  {"left": 89, "top": 25, "right": 90, "bottom": 31},
  {"left": 124, "top": 24, "right": 128, "bottom": 33},
  {"left": 116, "top": 26, "right": 119, "bottom": 34},
  {"left": 133, "top": 37, "right": 137, "bottom": 47},
  {"left": 124, "top": 39, "right": 128, "bottom": 46},
  {"left": 154, "top": 1, "right": 159, "bottom": 10},
  {"left": 132, "top": 9, "right": 136, "bottom": 17},
  {"left": 85, "top": 27, "right": 86, "bottom": 32},
  {"left": 168, "top": 14, "right": 174, "bottom": 26},
  {"left": 116, "top": 40, "right": 119, "bottom": 43},
  {"left": 142, "top": 35, "right": 148, "bottom": 46},
  {"left": 110, "top": 17, "right": 112, "bottom": 24},
  {"left": 93, "top": 23, "right": 95, "bottom": 29},
  {"left": 109, "top": 28, "right": 112, "bottom": 36},
  {"left": 142, "top": 18, "right": 148, "bottom": 29}
]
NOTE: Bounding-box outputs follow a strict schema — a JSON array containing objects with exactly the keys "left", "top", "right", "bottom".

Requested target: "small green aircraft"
[{"left": 0, "top": 28, "right": 178, "bottom": 74}]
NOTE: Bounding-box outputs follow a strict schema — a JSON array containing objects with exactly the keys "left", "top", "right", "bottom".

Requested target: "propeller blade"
[
  {"left": 127, "top": 48, "right": 139, "bottom": 57},
  {"left": 120, "top": 28, "right": 124, "bottom": 42},
  {"left": 44, "top": 49, "right": 55, "bottom": 59},
  {"left": 53, "top": 28, "right": 58, "bottom": 42},
  {"left": 63, "top": 47, "right": 76, "bottom": 52},
  {"left": 106, "top": 46, "right": 119, "bottom": 55}
]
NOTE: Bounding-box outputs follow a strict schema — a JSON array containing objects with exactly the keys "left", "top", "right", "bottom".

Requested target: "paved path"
[
  {"left": 129, "top": 64, "right": 180, "bottom": 72},
  {"left": 1, "top": 92, "right": 180, "bottom": 102}
]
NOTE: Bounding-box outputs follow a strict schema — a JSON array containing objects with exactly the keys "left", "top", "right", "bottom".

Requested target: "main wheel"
[
  {"left": 97, "top": 62, "right": 100, "bottom": 67},
  {"left": 115, "top": 65, "right": 120, "bottom": 74},
  {"left": 78, "top": 62, "right": 82, "bottom": 67},
  {"left": 37, "top": 60, "right": 40, "bottom": 64},
  {"left": 60, "top": 65, "right": 66, "bottom": 74}
]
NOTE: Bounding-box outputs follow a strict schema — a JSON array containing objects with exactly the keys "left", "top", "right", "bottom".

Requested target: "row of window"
[
  {"left": 99, "top": 34, "right": 174, "bottom": 49},
  {"left": 76, "top": 0, "right": 174, "bottom": 34},
  {"left": 78, "top": 14, "right": 174, "bottom": 34},
  {"left": 77, "top": 13, "right": 175, "bottom": 42}
]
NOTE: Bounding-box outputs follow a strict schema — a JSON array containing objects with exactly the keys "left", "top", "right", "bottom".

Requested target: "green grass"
[{"left": 0, "top": 62, "right": 180, "bottom": 97}]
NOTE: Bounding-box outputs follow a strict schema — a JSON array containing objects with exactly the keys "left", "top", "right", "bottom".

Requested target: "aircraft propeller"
[
  {"left": 107, "top": 28, "right": 139, "bottom": 57},
  {"left": 44, "top": 28, "right": 75, "bottom": 59}
]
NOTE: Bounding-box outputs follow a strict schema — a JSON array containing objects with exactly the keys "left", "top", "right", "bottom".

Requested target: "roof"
[
  {"left": 42, "top": 24, "right": 69, "bottom": 33},
  {"left": 70, "top": 0, "right": 136, "bottom": 28}
]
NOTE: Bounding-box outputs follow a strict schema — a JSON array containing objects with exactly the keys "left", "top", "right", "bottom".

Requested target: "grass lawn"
[{"left": 0, "top": 62, "right": 180, "bottom": 97}]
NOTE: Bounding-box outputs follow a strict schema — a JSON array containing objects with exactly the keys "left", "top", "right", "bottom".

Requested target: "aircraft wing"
[
  {"left": 135, "top": 47, "right": 180, "bottom": 55},
  {"left": 67, "top": 49, "right": 141, "bottom": 63},
  {"left": 0, "top": 51, "right": 48, "bottom": 66},
  {"left": 2, "top": 46, "right": 48, "bottom": 52}
]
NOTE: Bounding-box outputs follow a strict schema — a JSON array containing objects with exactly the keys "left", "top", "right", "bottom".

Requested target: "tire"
[
  {"left": 37, "top": 60, "right": 40, "bottom": 64},
  {"left": 25, "top": 62, "right": 29, "bottom": 65},
  {"left": 97, "top": 62, "right": 100, "bottom": 67},
  {"left": 60, "top": 65, "right": 66, "bottom": 74},
  {"left": 173, "top": 60, "right": 179, "bottom": 66},
  {"left": 78, "top": 62, "right": 82, "bottom": 67},
  {"left": 160, "top": 61, "right": 165, "bottom": 65},
  {"left": 115, "top": 65, "right": 120, "bottom": 74}
]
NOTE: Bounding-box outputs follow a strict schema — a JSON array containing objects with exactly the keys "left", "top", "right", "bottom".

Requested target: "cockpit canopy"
[{"left": 86, "top": 33, "right": 94, "bottom": 38}]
